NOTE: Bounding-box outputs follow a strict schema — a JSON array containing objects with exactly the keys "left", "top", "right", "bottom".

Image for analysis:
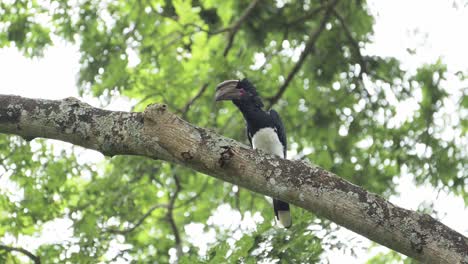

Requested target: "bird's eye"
[{"left": 239, "top": 88, "right": 246, "bottom": 96}]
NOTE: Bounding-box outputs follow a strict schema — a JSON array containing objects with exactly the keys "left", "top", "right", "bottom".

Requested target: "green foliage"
[
  {"left": 184, "top": 213, "right": 324, "bottom": 264},
  {"left": 365, "top": 249, "right": 418, "bottom": 264},
  {"left": 0, "top": 0, "right": 466, "bottom": 263},
  {"left": 0, "top": 0, "right": 52, "bottom": 57}
]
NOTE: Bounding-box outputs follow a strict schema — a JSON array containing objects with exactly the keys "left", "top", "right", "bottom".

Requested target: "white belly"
[{"left": 252, "top": 128, "right": 284, "bottom": 158}]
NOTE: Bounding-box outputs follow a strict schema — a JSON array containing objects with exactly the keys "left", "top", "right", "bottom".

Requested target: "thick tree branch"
[
  {"left": 0, "top": 244, "right": 41, "bottom": 264},
  {"left": 0, "top": 94, "right": 467, "bottom": 263},
  {"left": 267, "top": 0, "right": 339, "bottom": 109}
]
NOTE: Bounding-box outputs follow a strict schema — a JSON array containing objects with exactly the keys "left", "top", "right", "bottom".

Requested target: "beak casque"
[{"left": 215, "top": 80, "right": 240, "bottom": 101}]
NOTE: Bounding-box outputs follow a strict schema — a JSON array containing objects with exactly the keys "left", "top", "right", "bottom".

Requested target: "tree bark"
[{"left": 0, "top": 94, "right": 466, "bottom": 263}]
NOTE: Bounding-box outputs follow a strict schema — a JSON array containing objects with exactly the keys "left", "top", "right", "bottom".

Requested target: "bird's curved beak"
[{"left": 215, "top": 80, "right": 241, "bottom": 101}]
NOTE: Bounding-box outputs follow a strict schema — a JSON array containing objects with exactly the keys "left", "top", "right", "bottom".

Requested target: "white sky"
[{"left": 0, "top": 0, "right": 467, "bottom": 263}]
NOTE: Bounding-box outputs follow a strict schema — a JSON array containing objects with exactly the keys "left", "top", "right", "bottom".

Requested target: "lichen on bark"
[{"left": 0, "top": 94, "right": 466, "bottom": 263}]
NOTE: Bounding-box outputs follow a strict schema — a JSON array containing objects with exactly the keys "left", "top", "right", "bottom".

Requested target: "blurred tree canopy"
[{"left": 0, "top": 0, "right": 466, "bottom": 263}]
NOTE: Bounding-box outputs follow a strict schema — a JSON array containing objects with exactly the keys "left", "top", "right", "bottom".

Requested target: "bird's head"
[{"left": 214, "top": 78, "right": 264, "bottom": 108}]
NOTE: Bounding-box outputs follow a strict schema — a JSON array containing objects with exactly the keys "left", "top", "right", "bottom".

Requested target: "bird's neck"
[{"left": 234, "top": 101, "right": 266, "bottom": 124}]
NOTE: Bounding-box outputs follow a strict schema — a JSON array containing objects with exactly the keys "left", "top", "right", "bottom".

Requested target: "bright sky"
[{"left": 0, "top": 0, "right": 467, "bottom": 263}]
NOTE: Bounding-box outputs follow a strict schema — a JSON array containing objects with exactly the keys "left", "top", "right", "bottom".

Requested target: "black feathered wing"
[{"left": 269, "top": 110, "right": 287, "bottom": 159}]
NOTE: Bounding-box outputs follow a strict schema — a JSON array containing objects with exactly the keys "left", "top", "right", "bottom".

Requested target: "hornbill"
[{"left": 215, "top": 78, "right": 292, "bottom": 228}]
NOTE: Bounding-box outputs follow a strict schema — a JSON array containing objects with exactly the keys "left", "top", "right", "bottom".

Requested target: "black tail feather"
[{"left": 273, "top": 199, "right": 291, "bottom": 228}]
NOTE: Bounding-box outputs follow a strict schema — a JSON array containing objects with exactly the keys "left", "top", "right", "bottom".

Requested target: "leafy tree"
[{"left": 0, "top": 0, "right": 466, "bottom": 263}]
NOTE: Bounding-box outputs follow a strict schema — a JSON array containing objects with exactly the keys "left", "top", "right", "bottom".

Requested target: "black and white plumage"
[{"left": 215, "top": 78, "right": 292, "bottom": 228}]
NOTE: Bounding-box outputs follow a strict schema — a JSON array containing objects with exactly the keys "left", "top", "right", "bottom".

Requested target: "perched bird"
[{"left": 215, "top": 78, "right": 291, "bottom": 228}]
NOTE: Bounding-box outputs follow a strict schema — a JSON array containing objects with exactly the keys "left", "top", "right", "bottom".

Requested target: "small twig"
[
  {"left": 131, "top": 90, "right": 178, "bottom": 112},
  {"left": 155, "top": 32, "right": 189, "bottom": 57},
  {"left": 175, "top": 177, "right": 210, "bottom": 208},
  {"left": 0, "top": 151, "right": 15, "bottom": 174},
  {"left": 248, "top": 192, "right": 257, "bottom": 212},
  {"left": 183, "top": 23, "right": 230, "bottom": 35},
  {"left": 219, "top": 114, "right": 242, "bottom": 135},
  {"left": 267, "top": 0, "right": 339, "bottom": 109},
  {"left": 149, "top": 172, "right": 164, "bottom": 186},
  {"left": 145, "top": 0, "right": 256, "bottom": 58},
  {"left": 0, "top": 244, "right": 41, "bottom": 264},
  {"left": 332, "top": 9, "right": 368, "bottom": 79},
  {"left": 130, "top": 93, "right": 159, "bottom": 111},
  {"left": 107, "top": 248, "right": 131, "bottom": 263},
  {"left": 287, "top": 5, "right": 327, "bottom": 26},
  {"left": 123, "top": 0, "right": 142, "bottom": 39},
  {"left": 209, "top": 27, "right": 232, "bottom": 35},
  {"left": 146, "top": 0, "right": 177, "bottom": 20},
  {"left": 223, "top": 0, "right": 261, "bottom": 57},
  {"left": 179, "top": 83, "right": 209, "bottom": 118},
  {"left": 167, "top": 173, "right": 183, "bottom": 260},
  {"left": 106, "top": 203, "right": 169, "bottom": 234},
  {"left": 235, "top": 187, "right": 241, "bottom": 211}
]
